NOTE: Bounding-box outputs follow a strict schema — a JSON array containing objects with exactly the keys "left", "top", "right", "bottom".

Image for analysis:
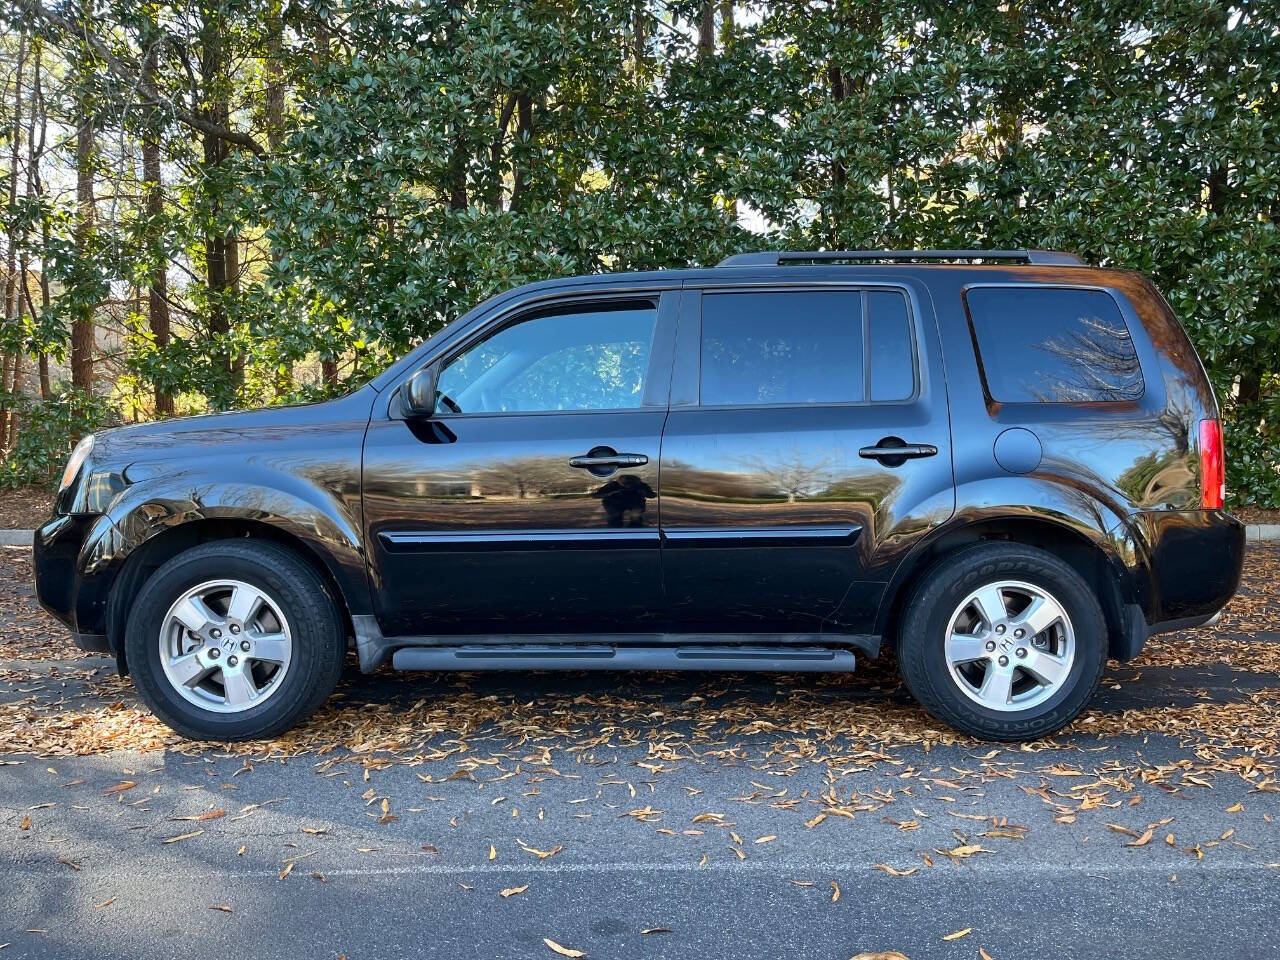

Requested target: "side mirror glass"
[{"left": 404, "top": 365, "right": 439, "bottom": 417}]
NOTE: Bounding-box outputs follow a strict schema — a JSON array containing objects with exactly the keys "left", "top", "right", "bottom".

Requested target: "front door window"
[{"left": 434, "top": 301, "right": 658, "bottom": 414}]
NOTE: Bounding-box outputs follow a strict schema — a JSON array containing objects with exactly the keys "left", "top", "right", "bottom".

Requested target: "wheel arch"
[
  {"left": 101, "top": 515, "right": 362, "bottom": 675},
  {"left": 877, "top": 514, "right": 1136, "bottom": 661}
]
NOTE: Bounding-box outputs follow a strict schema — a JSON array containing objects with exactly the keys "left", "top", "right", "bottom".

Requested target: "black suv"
[{"left": 35, "top": 250, "right": 1245, "bottom": 741}]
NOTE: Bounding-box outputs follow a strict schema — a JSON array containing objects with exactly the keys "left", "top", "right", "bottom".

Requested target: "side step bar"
[{"left": 391, "top": 644, "right": 857, "bottom": 673}]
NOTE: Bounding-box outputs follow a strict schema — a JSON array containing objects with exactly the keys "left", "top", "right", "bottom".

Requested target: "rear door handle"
[{"left": 858, "top": 439, "right": 938, "bottom": 462}]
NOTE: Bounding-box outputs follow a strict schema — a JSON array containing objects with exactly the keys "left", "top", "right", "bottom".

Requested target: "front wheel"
[
  {"left": 897, "top": 542, "right": 1107, "bottom": 741},
  {"left": 124, "top": 539, "right": 346, "bottom": 741}
]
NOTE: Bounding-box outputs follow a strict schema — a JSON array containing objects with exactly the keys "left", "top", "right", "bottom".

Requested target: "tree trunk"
[
  {"left": 2, "top": 30, "right": 28, "bottom": 449},
  {"left": 6, "top": 353, "right": 24, "bottom": 447},
  {"left": 228, "top": 229, "right": 243, "bottom": 391},
  {"left": 30, "top": 38, "right": 52, "bottom": 401},
  {"left": 698, "top": 3, "right": 715, "bottom": 56},
  {"left": 632, "top": 1, "right": 647, "bottom": 70},
  {"left": 827, "top": 62, "right": 847, "bottom": 244},
  {"left": 4, "top": 29, "right": 27, "bottom": 332},
  {"left": 718, "top": 0, "right": 734, "bottom": 47},
  {"left": 1238, "top": 371, "right": 1262, "bottom": 407},
  {"left": 141, "top": 27, "right": 173, "bottom": 416},
  {"left": 264, "top": 0, "right": 285, "bottom": 151},
  {"left": 264, "top": 0, "right": 294, "bottom": 399},
  {"left": 70, "top": 2, "right": 96, "bottom": 393},
  {"left": 510, "top": 93, "right": 533, "bottom": 210},
  {"left": 201, "top": 4, "right": 233, "bottom": 398}
]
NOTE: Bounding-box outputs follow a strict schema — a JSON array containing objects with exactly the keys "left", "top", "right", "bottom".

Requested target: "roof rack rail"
[{"left": 716, "top": 249, "right": 1086, "bottom": 267}]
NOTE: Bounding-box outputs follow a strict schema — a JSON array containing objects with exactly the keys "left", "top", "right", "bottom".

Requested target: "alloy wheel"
[
  {"left": 943, "top": 579, "right": 1076, "bottom": 712},
  {"left": 158, "top": 579, "right": 293, "bottom": 714}
]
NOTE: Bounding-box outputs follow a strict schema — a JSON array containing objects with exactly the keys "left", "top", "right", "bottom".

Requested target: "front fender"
[{"left": 75, "top": 470, "right": 371, "bottom": 634}]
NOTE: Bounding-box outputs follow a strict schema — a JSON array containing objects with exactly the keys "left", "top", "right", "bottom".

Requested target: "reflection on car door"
[
  {"left": 362, "top": 293, "right": 677, "bottom": 636},
  {"left": 658, "top": 284, "right": 955, "bottom": 633}
]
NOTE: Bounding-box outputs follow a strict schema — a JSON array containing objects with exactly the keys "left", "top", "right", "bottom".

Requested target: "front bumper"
[{"left": 33, "top": 513, "right": 111, "bottom": 651}]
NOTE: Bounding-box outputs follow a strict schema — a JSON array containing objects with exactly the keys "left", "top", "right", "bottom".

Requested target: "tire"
[
  {"left": 124, "top": 539, "right": 346, "bottom": 741},
  {"left": 897, "top": 542, "right": 1107, "bottom": 741}
]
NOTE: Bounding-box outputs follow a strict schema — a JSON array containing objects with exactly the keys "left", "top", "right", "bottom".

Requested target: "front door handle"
[
  {"left": 568, "top": 453, "right": 649, "bottom": 469},
  {"left": 858, "top": 438, "right": 938, "bottom": 465},
  {"left": 569, "top": 447, "right": 649, "bottom": 477}
]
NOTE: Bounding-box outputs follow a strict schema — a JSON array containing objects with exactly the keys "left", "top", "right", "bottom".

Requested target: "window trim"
[
  {"left": 689, "top": 283, "right": 921, "bottom": 411},
  {"left": 390, "top": 291, "right": 673, "bottom": 420},
  {"left": 961, "top": 282, "right": 1147, "bottom": 407}
]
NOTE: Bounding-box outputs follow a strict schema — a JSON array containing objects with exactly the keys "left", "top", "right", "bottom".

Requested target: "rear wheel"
[
  {"left": 125, "top": 540, "right": 345, "bottom": 741},
  {"left": 897, "top": 542, "right": 1107, "bottom": 741}
]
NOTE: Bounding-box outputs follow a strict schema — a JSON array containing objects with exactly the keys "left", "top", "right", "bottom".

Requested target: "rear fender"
[{"left": 876, "top": 476, "right": 1143, "bottom": 658}]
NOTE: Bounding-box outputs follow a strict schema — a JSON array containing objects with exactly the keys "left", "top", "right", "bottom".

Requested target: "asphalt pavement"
[{"left": 2, "top": 543, "right": 1278, "bottom": 959}]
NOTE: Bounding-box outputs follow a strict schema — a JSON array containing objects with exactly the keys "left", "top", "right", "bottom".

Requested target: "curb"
[{"left": 3, "top": 525, "right": 1280, "bottom": 548}]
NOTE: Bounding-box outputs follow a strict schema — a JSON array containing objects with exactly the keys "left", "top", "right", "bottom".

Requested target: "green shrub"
[{"left": 0, "top": 389, "right": 114, "bottom": 490}]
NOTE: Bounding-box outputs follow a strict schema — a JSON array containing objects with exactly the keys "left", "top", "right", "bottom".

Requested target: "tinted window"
[
  {"left": 867, "top": 290, "right": 915, "bottom": 401},
  {"left": 701, "top": 291, "right": 866, "bottom": 405},
  {"left": 966, "top": 287, "right": 1144, "bottom": 403},
  {"left": 435, "top": 301, "right": 656, "bottom": 413}
]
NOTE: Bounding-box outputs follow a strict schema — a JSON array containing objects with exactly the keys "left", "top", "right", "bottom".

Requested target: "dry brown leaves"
[{"left": 0, "top": 543, "right": 1277, "bottom": 845}]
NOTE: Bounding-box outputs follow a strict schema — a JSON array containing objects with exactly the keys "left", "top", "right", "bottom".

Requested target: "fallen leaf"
[
  {"left": 936, "top": 844, "right": 991, "bottom": 859},
  {"left": 980, "top": 949, "right": 995, "bottom": 960},
  {"left": 641, "top": 928, "right": 671, "bottom": 935},
  {"left": 543, "top": 938, "right": 585, "bottom": 957},
  {"left": 102, "top": 781, "right": 136, "bottom": 795},
  {"left": 172, "top": 808, "right": 225, "bottom": 823},
  {"left": 210, "top": 905, "right": 232, "bottom": 913},
  {"left": 489, "top": 844, "right": 497, "bottom": 861},
  {"left": 873, "top": 863, "right": 918, "bottom": 877},
  {"left": 162, "top": 830, "right": 203, "bottom": 844},
  {"left": 1226, "top": 802, "right": 1244, "bottom": 813},
  {"left": 519, "top": 841, "right": 563, "bottom": 859},
  {"left": 942, "top": 928, "right": 972, "bottom": 941},
  {"left": 94, "top": 897, "right": 115, "bottom": 909},
  {"left": 1106, "top": 823, "right": 1140, "bottom": 839},
  {"left": 500, "top": 885, "right": 529, "bottom": 898},
  {"left": 830, "top": 881, "right": 841, "bottom": 902},
  {"left": 755, "top": 835, "right": 776, "bottom": 845},
  {"left": 278, "top": 862, "right": 293, "bottom": 881},
  {"left": 1126, "top": 827, "right": 1155, "bottom": 847}
]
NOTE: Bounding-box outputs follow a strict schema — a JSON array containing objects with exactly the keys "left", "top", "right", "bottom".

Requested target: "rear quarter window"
[{"left": 964, "top": 286, "right": 1144, "bottom": 404}]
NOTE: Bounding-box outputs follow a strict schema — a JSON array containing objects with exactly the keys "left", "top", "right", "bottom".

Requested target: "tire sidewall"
[
  {"left": 126, "top": 544, "right": 342, "bottom": 740},
  {"left": 900, "top": 546, "right": 1107, "bottom": 740}
]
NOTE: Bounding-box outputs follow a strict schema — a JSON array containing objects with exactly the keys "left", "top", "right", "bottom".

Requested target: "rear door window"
[
  {"left": 699, "top": 289, "right": 915, "bottom": 406},
  {"left": 964, "top": 287, "right": 1144, "bottom": 403}
]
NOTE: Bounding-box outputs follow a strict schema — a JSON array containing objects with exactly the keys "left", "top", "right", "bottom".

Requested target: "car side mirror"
[{"left": 404, "top": 365, "right": 440, "bottom": 418}]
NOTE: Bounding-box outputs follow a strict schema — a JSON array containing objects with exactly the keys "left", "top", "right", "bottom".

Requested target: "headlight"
[{"left": 59, "top": 434, "right": 94, "bottom": 492}]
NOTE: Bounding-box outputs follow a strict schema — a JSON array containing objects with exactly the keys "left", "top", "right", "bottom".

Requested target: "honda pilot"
[{"left": 34, "top": 250, "right": 1245, "bottom": 741}]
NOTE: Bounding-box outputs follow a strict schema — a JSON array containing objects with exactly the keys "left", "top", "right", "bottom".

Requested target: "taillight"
[{"left": 1198, "top": 418, "right": 1224, "bottom": 509}]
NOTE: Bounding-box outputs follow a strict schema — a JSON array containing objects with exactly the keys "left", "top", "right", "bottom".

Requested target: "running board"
[{"left": 390, "top": 644, "right": 857, "bottom": 673}]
